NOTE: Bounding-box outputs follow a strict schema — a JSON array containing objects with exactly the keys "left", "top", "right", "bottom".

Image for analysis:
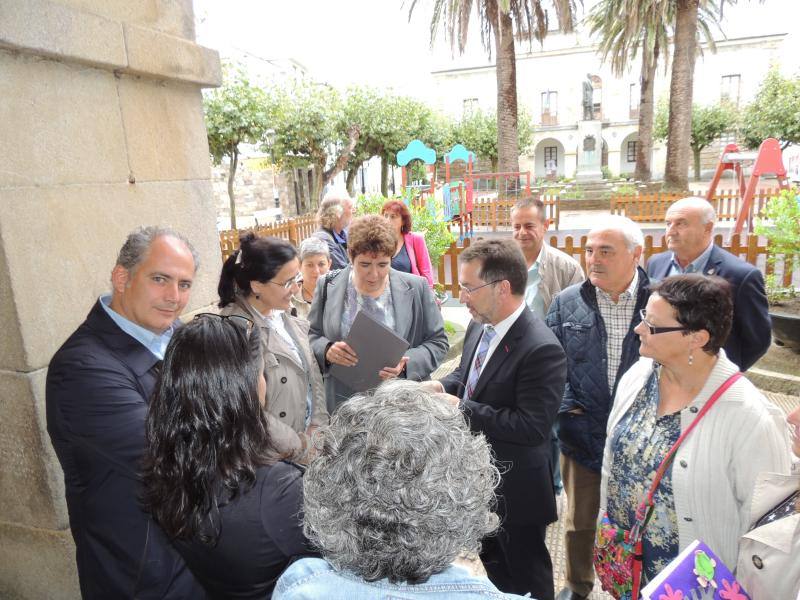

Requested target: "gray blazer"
[
  {"left": 221, "top": 297, "right": 329, "bottom": 461},
  {"left": 308, "top": 267, "right": 448, "bottom": 412}
]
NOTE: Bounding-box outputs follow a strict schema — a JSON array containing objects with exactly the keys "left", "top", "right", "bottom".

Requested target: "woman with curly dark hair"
[{"left": 141, "top": 314, "right": 312, "bottom": 599}]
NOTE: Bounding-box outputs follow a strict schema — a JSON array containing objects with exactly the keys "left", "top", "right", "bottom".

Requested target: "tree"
[
  {"left": 588, "top": 0, "right": 670, "bottom": 181},
  {"left": 266, "top": 80, "right": 360, "bottom": 205},
  {"left": 655, "top": 99, "right": 736, "bottom": 180},
  {"left": 409, "top": 0, "right": 577, "bottom": 174},
  {"left": 740, "top": 68, "right": 800, "bottom": 150},
  {"left": 450, "top": 108, "right": 534, "bottom": 171},
  {"left": 204, "top": 66, "right": 270, "bottom": 230}
]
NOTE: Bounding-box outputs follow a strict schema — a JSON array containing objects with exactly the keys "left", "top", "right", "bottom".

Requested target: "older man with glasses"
[{"left": 545, "top": 215, "right": 650, "bottom": 600}]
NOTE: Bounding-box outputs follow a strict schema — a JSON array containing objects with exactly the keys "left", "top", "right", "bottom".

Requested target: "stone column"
[{"left": 0, "top": 1, "right": 221, "bottom": 598}]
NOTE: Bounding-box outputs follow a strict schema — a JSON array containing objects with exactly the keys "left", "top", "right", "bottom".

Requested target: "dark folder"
[{"left": 329, "top": 310, "right": 410, "bottom": 392}]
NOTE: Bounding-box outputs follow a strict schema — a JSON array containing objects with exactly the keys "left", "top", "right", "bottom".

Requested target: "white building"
[{"left": 428, "top": 1, "right": 799, "bottom": 180}]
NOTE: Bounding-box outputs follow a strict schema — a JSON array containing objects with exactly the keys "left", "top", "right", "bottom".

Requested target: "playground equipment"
[
  {"left": 706, "top": 138, "right": 790, "bottom": 234},
  {"left": 443, "top": 144, "right": 476, "bottom": 241},
  {"left": 397, "top": 139, "right": 535, "bottom": 239},
  {"left": 397, "top": 139, "right": 436, "bottom": 202}
]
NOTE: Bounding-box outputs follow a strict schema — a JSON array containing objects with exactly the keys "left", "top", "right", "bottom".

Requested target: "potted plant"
[{"left": 754, "top": 187, "right": 800, "bottom": 350}]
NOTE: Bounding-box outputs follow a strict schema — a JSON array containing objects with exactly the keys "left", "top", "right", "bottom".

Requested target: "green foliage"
[
  {"left": 615, "top": 183, "right": 639, "bottom": 195},
  {"left": 755, "top": 187, "right": 800, "bottom": 303},
  {"left": 449, "top": 109, "right": 534, "bottom": 167},
  {"left": 204, "top": 65, "right": 270, "bottom": 165},
  {"left": 558, "top": 185, "right": 584, "bottom": 200},
  {"left": 600, "top": 165, "right": 615, "bottom": 180},
  {"left": 654, "top": 98, "right": 736, "bottom": 151},
  {"left": 409, "top": 201, "right": 456, "bottom": 270},
  {"left": 353, "top": 193, "right": 455, "bottom": 270},
  {"left": 740, "top": 68, "right": 800, "bottom": 150}
]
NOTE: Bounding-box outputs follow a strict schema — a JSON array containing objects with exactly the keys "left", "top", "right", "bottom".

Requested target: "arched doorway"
[
  {"left": 534, "top": 138, "right": 566, "bottom": 179},
  {"left": 620, "top": 132, "right": 639, "bottom": 176}
]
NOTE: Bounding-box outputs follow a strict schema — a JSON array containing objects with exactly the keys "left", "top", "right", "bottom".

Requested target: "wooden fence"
[
  {"left": 219, "top": 214, "right": 317, "bottom": 262},
  {"left": 610, "top": 190, "right": 776, "bottom": 223},
  {"left": 436, "top": 233, "right": 796, "bottom": 296},
  {"left": 471, "top": 196, "right": 560, "bottom": 230}
]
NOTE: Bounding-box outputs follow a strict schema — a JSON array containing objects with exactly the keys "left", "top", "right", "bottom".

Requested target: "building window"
[
  {"left": 543, "top": 146, "right": 558, "bottom": 167},
  {"left": 541, "top": 91, "right": 558, "bottom": 125},
  {"left": 463, "top": 98, "right": 479, "bottom": 116},
  {"left": 721, "top": 74, "right": 741, "bottom": 106},
  {"left": 629, "top": 83, "right": 640, "bottom": 119},
  {"left": 626, "top": 140, "right": 638, "bottom": 163}
]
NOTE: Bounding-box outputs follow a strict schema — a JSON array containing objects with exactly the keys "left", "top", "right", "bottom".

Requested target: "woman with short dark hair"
[
  {"left": 381, "top": 200, "right": 434, "bottom": 288},
  {"left": 597, "top": 274, "right": 791, "bottom": 593},
  {"left": 218, "top": 233, "right": 328, "bottom": 462},
  {"left": 308, "top": 215, "right": 447, "bottom": 412},
  {"left": 141, "top": 315, "right": 312, "bottom": 599}
]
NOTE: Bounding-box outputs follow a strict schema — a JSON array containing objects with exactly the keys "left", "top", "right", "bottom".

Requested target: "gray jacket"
[
  {"left": 308, "top": 267, "right": 448, "bottom": 412},
  {"left": 221, "top": 297, "right": 329, "bottom": 461},
  {"left": 535, "top": 243, "right": 586, "bottom": 315}
]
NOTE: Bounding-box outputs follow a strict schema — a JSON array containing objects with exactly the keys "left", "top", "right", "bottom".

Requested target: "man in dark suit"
[
  {"left": 647, "top": 196, "right": 771, "bottom": 370},
  {"left": 424, "top": 239, "right": 567, "bottom": 600},
  {"left": 46, "top": 227, "right": 206, "bottom": 599}
]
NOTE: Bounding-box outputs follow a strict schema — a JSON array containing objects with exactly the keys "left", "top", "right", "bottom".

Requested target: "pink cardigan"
[{"left": 403, "top": 231, "right": 434, "bottom": 288}]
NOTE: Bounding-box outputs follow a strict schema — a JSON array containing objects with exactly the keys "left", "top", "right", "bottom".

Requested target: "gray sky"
[{"left": 194, "top": 0, "right": 799, "bottom": 95}]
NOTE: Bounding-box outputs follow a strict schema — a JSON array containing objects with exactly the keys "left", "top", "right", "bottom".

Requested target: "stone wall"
[{"left": 0, "top": 1, "right": 221, "bottom": 598}]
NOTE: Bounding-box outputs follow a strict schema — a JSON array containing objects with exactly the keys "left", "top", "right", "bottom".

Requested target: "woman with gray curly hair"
[{"left": 273, "top": 380, "right": 528, "bottom": 599}]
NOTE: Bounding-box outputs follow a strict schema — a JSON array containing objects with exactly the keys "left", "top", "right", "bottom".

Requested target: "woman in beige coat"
[{"left": 218, "top": 233, "right": 328, "bottom": 462}]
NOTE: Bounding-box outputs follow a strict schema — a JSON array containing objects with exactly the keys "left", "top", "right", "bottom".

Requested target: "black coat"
[
  {"left": 545, "top": 268, "right": 650, "bottom": 473},
  {"left": 647, "top": 245, "right": 772, "bottom": 371},
  {"left": 45, "top": 301, "right": 205, "bottom": 599},
  {"left": 440, "top": 307, "right": 567, "bottom": 526}
]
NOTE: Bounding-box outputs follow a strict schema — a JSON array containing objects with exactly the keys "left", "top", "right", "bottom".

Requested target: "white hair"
[
  {"left": 299, "top": 237, "right": 330, "bottom": 260},
  {"left": 589, "top": 215, "right": 644, "bottom": 250},
  {"left": 669, "top": 196, "right": 717, "bottom": 224}
]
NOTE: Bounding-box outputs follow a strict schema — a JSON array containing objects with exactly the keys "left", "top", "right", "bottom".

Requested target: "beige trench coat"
[{"left": 221, "top": 296, "right": 328, "bottom": 461}]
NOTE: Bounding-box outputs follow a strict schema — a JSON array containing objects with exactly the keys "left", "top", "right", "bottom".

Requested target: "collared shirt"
[
  {"left": 473, "top": 301, "right": 527, "bottom": 376},
  {"left": 332, "top": 228, "right": 347, "bottom": 246},
  {"left": 668, "top": 242, "right": 714, "bottom": 277},
  {"left": 524, "top": 247, "right": 546, "bottom": 318},
  {"left": 595, "top": 270, "right": 639, "bottom": 393},
  {"left": 99, "top": 294, "right": 174, "bottom": 359}
]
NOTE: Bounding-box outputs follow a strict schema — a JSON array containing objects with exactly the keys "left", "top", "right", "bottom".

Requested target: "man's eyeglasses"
[
  {"left": 268, "top": 273, "right": 302, "bottom": 290},
  {"left": 458, "top": 280, "right": 502, "bottom": 296},
  {"left": 638, "top": 309, "right": 689, "bottom": 335},
  {"left": 194, "top": 312, "right": 255, "bottom": 334}
]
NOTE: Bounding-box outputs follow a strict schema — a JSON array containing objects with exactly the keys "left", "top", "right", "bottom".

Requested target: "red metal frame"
[{"left": 706, "top": 138, "right": 789, "bottom": 234}]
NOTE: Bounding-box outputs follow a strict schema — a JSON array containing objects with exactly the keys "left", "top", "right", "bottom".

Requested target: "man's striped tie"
[{"left": 463, "top": 325, "right": 496, "bottom": 402}]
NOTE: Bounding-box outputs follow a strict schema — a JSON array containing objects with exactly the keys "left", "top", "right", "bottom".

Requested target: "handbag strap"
[{"left": 630, "top": 371, "right": 742, "bottom": 540}]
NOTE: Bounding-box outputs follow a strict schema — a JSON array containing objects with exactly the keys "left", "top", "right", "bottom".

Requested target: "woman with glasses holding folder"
[
  {"left": 218, "top": 233, "right": 328, "bottom": 463},
  {"left": 308, "top": 215, "right": 448, "bottom": 412}
]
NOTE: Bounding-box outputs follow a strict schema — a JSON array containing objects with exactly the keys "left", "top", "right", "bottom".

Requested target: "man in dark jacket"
[
  {"left": 546, "top": 217, "right": 650, "bottom": 600},
  {"left": 646, "top": 196, "right": 771, "bottom": 370},
  {"left": 46, "top": 226, "right": 206, "bottom": 599}
]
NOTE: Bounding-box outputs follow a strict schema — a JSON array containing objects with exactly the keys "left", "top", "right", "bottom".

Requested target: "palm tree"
[
  {"left": 588, "top": 0, "right": 717, "bottom": 183},
  {"left": 408, "top": 0, "right": 577, "bottom": 174}
]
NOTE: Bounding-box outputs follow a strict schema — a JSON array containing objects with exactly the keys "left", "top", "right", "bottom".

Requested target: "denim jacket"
[{"left": 274, "top": 558, "right": 530, "bottom": 599}]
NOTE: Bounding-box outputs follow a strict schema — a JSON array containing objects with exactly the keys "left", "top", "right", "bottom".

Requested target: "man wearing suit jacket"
[
  {"left": 647, "top": 196, "right": 771, "bottom": 370},
  {"left": 46, "top": 227, "right": 206, "bottom": 599},
  {"left": 424, "top": 239, "right": 567, "bottom": 600}
]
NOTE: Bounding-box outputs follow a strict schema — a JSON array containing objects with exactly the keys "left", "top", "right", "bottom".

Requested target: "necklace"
[{"left": 301, "top": 285, "right": 314, "bottom": 302}]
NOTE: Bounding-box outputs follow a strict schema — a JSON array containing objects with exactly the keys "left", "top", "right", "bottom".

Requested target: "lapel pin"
[{"left": 504, "top": 345, "right": 509, "bottom": 353}]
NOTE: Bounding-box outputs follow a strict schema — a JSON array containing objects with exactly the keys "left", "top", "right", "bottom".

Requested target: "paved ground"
[{"left": 432, "top": 348, "right": 800, "bottom": 600}]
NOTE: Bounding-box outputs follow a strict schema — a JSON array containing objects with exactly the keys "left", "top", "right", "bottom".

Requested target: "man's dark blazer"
[
  {"left": 440, "top": 307, "right": 567, "bottom": 526},
  {"left": 647, "top": 245, "right": 772, "bottom": 371},
  {"left": 46, "top": 301, "right": 205, "bottom": 599}
]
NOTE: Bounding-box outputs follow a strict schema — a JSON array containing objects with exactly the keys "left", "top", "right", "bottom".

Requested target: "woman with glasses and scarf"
[
  {"left": 142, "top": 314, "right": 314, "bottom": 599},
  {"left": 308, "top": 215, "right": 448, "bottom": 412},
  {"left": 596, "top": 274, "right": 791, "bottom": 594},
  {"left": 218, "top": 233, "right": 328, "bottom": 462}
]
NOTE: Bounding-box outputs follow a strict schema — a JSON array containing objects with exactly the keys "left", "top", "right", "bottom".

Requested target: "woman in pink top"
[{"left": 381, "top": 200, "right": 434, "bottom": 288}]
